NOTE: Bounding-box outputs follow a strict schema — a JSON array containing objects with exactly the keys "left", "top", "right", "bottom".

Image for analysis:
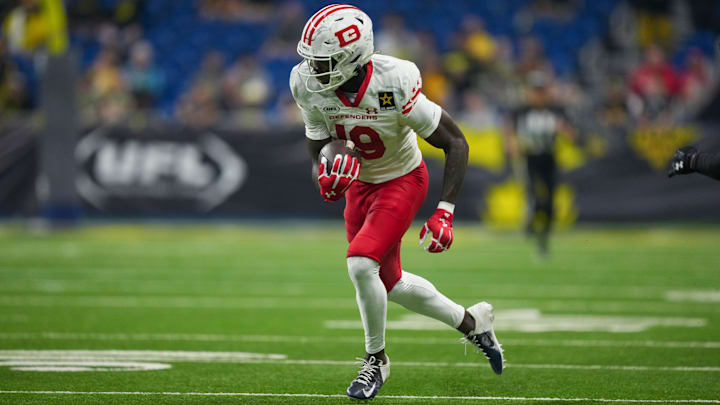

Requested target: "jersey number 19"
[{"left": 336, "top": 124, "right": 386, "bottom": 160}]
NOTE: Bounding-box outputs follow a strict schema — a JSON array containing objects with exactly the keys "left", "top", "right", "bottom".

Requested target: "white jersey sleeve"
[
  {"left": 290, "top": 65, "right": 330, "bottom": 141},
  {"left": 397, "top": 62, "right": 442, "bottom": 139}
]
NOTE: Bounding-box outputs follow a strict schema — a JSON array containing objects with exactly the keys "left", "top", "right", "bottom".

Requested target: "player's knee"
[{"left": 347, "top": 256, "right": 380, "bottom": 282}]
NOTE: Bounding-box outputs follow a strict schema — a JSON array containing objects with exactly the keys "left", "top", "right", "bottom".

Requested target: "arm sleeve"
[
  {"left": 397, "top": 62, "right": 442, "bottom": 139},
  {"left": 694, "top": 152, "right": 720, "bottom": 181}
]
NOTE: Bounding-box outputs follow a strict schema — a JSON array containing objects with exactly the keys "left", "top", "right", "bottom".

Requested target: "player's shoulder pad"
[
  {"left": 373, "top": 54, "right": 423, "bottom": 115},
  {"left": 289, "top": 64, "right": 305, "bottom": 102},
  {"left": 371, "top": 54, "right": 421, "bottom": 99}
]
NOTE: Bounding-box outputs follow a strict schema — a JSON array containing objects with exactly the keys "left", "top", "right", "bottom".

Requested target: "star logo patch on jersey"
[{"left": 378, "top": 92, "right": 396, "bottom": 110}]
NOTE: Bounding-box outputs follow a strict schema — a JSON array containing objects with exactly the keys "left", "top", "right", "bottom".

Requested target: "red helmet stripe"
[
  {"left": 306, "top": 5, "right": 359, "bottom": 45},
  {"left": 302, "top": 4, "right": 341, "bottom": 45}
]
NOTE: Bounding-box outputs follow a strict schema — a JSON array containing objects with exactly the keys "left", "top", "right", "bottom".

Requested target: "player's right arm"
[
  {"left": 290, "top": 66, "right": 332, "bottom": 190},
  {"left": 307, "top": 138, "right": 331, "bottom": 190}
]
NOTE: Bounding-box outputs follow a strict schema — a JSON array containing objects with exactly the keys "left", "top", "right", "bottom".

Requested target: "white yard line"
[
  {"left": 0, "top": 295, "right": 359, "bottom": 309},
  {"left": 0, "top": 390, "right": 719, "bottom": 403},
  {"left": 0, "top": 350, "right": 717, "bottom": 373},
  {"left": 1, "top": 294, "right": 717, "bottom": 315},
  {"left": 224, "top": 359, "right": 720, "bottom": 372},
  {"left": 0, "top": 279, "right": 672, "bottom": 299},
  {"left": 1, "top": 332, "right": 719, "bottom": 349},
  {"left": 666, "top": 290, "right": 720, "bottom": 303}
]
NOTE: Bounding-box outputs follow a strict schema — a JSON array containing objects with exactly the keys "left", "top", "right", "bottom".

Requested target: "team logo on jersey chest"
[{"left": 378, "top": 92, "right": 396, "bottom": 110}]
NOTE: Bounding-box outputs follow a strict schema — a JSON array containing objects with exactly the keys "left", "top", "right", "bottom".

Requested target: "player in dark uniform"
[
  {"left": 668, "top": 146, "right": 720, "bottom": 181},
  {"left": 506, "top": 71, "right": 574, "bottom": 257}
]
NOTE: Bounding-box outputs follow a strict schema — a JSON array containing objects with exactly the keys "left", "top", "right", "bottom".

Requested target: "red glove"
[
  {"left": 318, "top": 154, "right": 360, "bottom": 202},
  {"left": 419, "top": 206, "right": 454, "bottom": 253}
]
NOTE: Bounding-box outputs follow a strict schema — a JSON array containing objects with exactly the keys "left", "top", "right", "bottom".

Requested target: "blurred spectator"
[
  {"left": 273, "top": 90, "right": 303, "bottom": 127},
  {"left": 67, "top": 0, "right": 144, "bottom": 27},
  {"left": 112, "top": 0, "right": 145, "bottom": 26},
  {"left": 191, "top": 50, "right": 225, "bottom": 102},
  {"left": 96, "top": 22, "right": 121, "bottom": 53},
  {"left": 443, "top": 32, "right": 473, "bottom": 97},
  {"left": 86, "top": 48, "right": 125, "bottom": 100},
  {"left": 123, "top": 40, "right": 165, "bottom": 108},
  {"left": 198, "top": 0, "right": 270, "bottom": 23},
  {"left": 599, "top": 78, "right": 632, "bottom": 135},
  {"left": 603, "top": 79, "right": 631, "bottom": 119},
  {"left": 3, "top": 0, "right": 68, "bottom": 55},
  {"left": 0, "top": 54, "right": 31, "bottom": 113},
  {"left": 94, "top": 22, "right": 144, "bottom": 63},
  {"left": 416, "top": 30, "right": 440, "bottom": 62},
  {"left": 176, "top": 82, "right": 221, "bottom": 129},
  {"left": 628, "top": 44, "right": 681, "bottom": 119},
  {"left": 96, "top": 90, "right": 133, "bottom": 125},
  {"left": 680, "top": 48, "right": 714, "bottom": 107},
  {"left": 515, "top": 36, "right": 551, "bottom": 77},
  {"left": 222, "top": 54, "right": 272, "bottom": 110},
  {"left": 3, "top": 0, "right": 42, "bottom": 53},
  {"left": 457, "top": 92, "right": 500, "bottom": 129},
  {"left": 261, "top": 1, "right": 305, "bottom": 60},
  {"left": 629, "top": 0, "right": 674, "bottom": 49},
  {"left": 118, "top": 23, "right": 143, "bottom": 62},
  {"left": 82, "top": 48, "right": 131, "bottom": 124},
  {"left": 221, "top": 54, "right": 272, "bottom": 128},
  {"left": 375, "top": 13, "right": 422, "bottom": 61},
  {"left": 461, "top": 15, "right": 497, "bottom": 67},
  {"left": 472, "top": 35, "right": 521, "bottom": 108},
  {"left": 175, "top": 50, "right": 228, "bottom": 128},
  {"left": 521, "top": 0, "right": 581, "bottom": 25},
  {"left": 420, "top": 55, "right": 451, "bottom": 108}
]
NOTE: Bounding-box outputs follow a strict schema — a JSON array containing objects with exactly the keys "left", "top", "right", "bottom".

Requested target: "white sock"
[
  {"left": 347, "top": 256, "right": 387, "bottom": 354},
  {"left": 387, "top": 271, "right": 465, "bottom": 328}
]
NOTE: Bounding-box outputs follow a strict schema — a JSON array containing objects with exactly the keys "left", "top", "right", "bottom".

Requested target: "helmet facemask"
[{"left": 297, "top": 44, "right": 356, "bottom": 93}]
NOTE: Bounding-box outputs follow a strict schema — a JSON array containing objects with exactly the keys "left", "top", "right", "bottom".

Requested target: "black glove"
[{"left": 668, "top": 146, "right": 698, "bottom": 177}]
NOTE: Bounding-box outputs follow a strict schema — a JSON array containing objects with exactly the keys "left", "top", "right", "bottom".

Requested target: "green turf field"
[{"left": 0, "top": 223, "right": 719, "bottom": 404}]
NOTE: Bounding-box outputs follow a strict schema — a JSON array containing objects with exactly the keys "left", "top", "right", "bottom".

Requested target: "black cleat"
[
  {"left": 465, "top": 302, "right": 505, "bottom": 374},
  {"left": 346, "top": 355, "right": 390, "bottom": 400}
]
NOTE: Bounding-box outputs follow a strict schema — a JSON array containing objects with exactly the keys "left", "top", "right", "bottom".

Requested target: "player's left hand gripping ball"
[
  {"left": 419, "top": 208, "right": 454, "bottom": 253},
  {"left": 318, "top": 154, "right": 361, "bottom": 202}
]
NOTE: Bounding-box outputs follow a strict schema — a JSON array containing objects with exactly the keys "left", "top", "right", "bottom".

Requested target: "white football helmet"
[{"left": 297, "top": 4, "right": 374, "bottom": 93}]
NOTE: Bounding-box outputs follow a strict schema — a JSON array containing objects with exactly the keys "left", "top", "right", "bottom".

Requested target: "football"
[{"left": 318, "top": 139, "right": 361, "bottom": 164}]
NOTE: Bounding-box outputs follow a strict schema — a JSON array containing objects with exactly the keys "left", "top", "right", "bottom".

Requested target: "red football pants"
[{"left": 344, "top": 160, "right": 429, "bottom": 292}]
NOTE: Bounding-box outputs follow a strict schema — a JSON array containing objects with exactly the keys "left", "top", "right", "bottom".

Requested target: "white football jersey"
[{"left": 290, "top": 54, "right": 442, "bottom": 184}]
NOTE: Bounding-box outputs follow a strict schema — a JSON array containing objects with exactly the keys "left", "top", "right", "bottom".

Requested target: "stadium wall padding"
[{"left": 1, "top": 124, "right": 720, "bottom": 222}]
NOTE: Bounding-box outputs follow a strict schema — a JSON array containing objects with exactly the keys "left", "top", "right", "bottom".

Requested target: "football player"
[
  {"left": 289, "top": 4, "right": 504, "bottom": 400},
  {"left": 668, "top": 146, "right": 720, "bottom": 181}
]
